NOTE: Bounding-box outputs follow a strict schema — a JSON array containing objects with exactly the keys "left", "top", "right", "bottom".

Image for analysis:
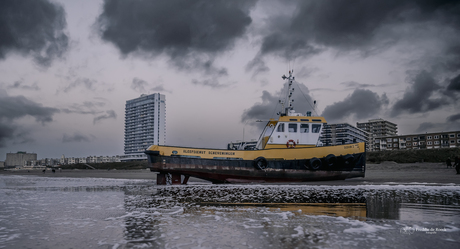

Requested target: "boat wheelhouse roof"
[{"left": 276, "top": 116, "right": 326, "bottom": 123}]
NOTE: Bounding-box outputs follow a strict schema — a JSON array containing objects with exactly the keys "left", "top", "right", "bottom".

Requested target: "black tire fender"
[
  {"left": 342, "top": 154, "right": 354, "bottom": 166},
  {"left": 325, "top": 154, "right": 337, "bottom": 168},
  {"left": 254, "top": 157, "right": 268, "bottom": 170},
  {"left": 309, "top": 157, "right": 322, "bottom": 170}
]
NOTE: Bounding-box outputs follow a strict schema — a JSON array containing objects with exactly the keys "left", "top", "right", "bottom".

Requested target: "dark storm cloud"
[
  {"left": 447, "top": 113, "right": 460, "bottom": 122},
  {"left": 191, "top": 79, "right": 229, "bottom": 89},
  {"left": 61, "top": 100, "right": 106, "bottom": 115},
  {"left": 0, "top": 91, "right": 60, "bottom": 124},
  {"left": 63, "top": 78, "right": 97, "bottom": 93},
  {"left": 6, "top": 80, "right": 40, "bottom": 91},
  {"left": 249, "top": 0, "right": 460, "bottom": 73},
  {"left": 340, "top": 81, "right": 374, "bottom": 88},
  {"left": 96, "top": 0, "right": 256, "bottom": 77},
  {"left": 151, "top": 85, "right": 169, "bottom": 93},
  {"left": 322, "top": 89, "right": 389, "bottom": 123},
  {"left": 415, "top": 122, "right": 436, "bottom": 133},
  {"left": 242, "top": 81, "right": 316, "bottom": 124},
  {"left": 446, "top": 73, "right": 460, "bottom": 94},
  {"left": 93, "top": 110, "right": 117, "bottom": 124},
  {"left": 61, "top": 101, "right": 105, "bottom": 115},
  {"left": 62, "top": 132, "right": 96, "bottom": 143},
  {"left": 131, "top": 78, "right": 171, "bottom": 93},
  {"left": 415, "top": 114, "right": 460, "bottom": 133},
  {"left": 0, "top": 123, "right": 15, "bottom": 148},
  {"left": 131, "top": 78, "right": 148, "bottom": 92},
  {"left": 0, "top": 90, "right": 60, "bottom": 146},
  {"left": 245, "top": 57, "right": 270, "bottom": 76},
  {"left": 0, "top": 0, "right": 68, "bottom": 67},
  {"left": 391, "top": 71, "right": 449, "bottom": 117}
]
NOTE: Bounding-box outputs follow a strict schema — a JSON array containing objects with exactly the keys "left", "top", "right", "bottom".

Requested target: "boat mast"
[{"left": 280, "top": 70, "right": 295, "bottom": 116}]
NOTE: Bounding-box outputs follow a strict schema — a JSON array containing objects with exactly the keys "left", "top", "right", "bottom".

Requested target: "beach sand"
[{"left": 1, "top": 162, "right": 459, "bottom": 185}]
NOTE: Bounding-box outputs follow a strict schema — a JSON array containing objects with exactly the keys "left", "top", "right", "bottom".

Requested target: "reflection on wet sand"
[{"left": 197, "top": 203, "right": 367, "bottom": 220}]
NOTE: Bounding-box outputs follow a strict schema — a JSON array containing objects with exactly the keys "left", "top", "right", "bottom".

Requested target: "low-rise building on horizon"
[{"left": 375, "top": 130, "right": 460, "bottom": 150}]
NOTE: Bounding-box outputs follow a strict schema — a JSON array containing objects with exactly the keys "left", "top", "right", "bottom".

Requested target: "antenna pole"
[{"left": 280, "top": 70, "right": 295, "bottom": 116}]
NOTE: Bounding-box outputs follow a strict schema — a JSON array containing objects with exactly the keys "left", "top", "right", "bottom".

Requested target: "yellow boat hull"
[{"left": 145, "top": 142, "right": 366, "bottom": 184}]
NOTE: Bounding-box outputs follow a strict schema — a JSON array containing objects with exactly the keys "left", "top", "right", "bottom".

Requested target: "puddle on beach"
[{"left": 1, "top": 175, "right": 459, "bottom": 248}]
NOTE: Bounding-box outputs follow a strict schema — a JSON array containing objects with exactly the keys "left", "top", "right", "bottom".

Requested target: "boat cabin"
[{"left": 256, "top": 113, "right": 326, "bottom": 149}]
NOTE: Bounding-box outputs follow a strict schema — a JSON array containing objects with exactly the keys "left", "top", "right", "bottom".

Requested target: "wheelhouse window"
[
  {"left": 300, "top": 124, "right": 309, "bottom": 133},
  {"left": 276, "top": 123, "right": 284, "bottom": 132},
  {"left": 288, "top": 123, "right": 297, "bottom": 133},
  {"left": 312, "top": 124, "right": 321, "bottom": 133}
]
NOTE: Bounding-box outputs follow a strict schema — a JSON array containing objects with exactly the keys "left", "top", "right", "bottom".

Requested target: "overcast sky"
[{"left": 1, "top": 0, "right": 460, "bottom": 160}]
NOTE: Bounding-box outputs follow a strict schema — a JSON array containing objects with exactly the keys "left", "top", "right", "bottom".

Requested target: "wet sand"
[{"left": 1, "top": 162, "right": 459, "bottom": 185}]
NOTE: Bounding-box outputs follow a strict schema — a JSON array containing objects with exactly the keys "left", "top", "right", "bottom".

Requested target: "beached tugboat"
[{"left": 145, "top": 71, "right": 365, "bottom": 184}]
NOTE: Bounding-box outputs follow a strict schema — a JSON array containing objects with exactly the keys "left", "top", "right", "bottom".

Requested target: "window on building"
[
  {"left": 434, "top": 135, "right": 439, "bottom": 139},
  {"left": 413, "top": 137, "right": 418, "bottom": 141},
  {"left": 276, "top": 123, "right": 284, "bottom": 132},
  {"left": 435, "top": 141, "right": 440, "bottom": 145},
  {"left": 407, "top": 137, "right": 411, "bottom": 141},
  {"left": 393, "top": 138, "right": 398, "bottom": 142},
  {"left": 450, "top": 134, "right": 455, "bottom": 138},
  {"left": 300, "top": 124, "right": 309, "bottom": 133},
  {"left": 312, "top": 124, "right": 321, "bottom": 133},
  {"left": 288, "top": 123, "right": 297, "bottom": 133},
  {"left": 427, "top": 141, "right": 432, "bottom": 145},
  {"left": 413, "top": 142, "right": 417, "bottom": 146},
  {"left": 388, "top": 144, "right": 392, "bottom": 147},
  {"left": 451, "top": 140, "right": 455, "bottom": 144},
  {"left": 427, "top": 136, "right": 432, "bottom": 140},
  {"left": 387, "top": 138, "right": 392, "bottom": 142}
]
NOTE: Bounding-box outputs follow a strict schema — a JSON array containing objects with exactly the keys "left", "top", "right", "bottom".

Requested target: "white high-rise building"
[
  {"left": 123, "top": 93, "right": 166, "bottom": 161},
  {"left": 320, "top": 123, "right": 369, "bottom": 146},
  {"left": 357, "top": 118, "right": 397, "bottom": 151}
]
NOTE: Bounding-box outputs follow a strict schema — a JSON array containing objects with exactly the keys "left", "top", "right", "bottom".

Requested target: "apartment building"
[
  {"left": 375, "top": 131, "right": 460, "bottom": 150},
  {"left": 124, "top": 93, "right": 166, "bottom": 161},
  {"left": 357, "top": 119, "right": 397, "bottom": 151},
  {"left": 320, "top": 123, "right": 369, "bottom": 146},
  {"left": 4, "top": 151, "right": 37, "bottom": 169}
]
